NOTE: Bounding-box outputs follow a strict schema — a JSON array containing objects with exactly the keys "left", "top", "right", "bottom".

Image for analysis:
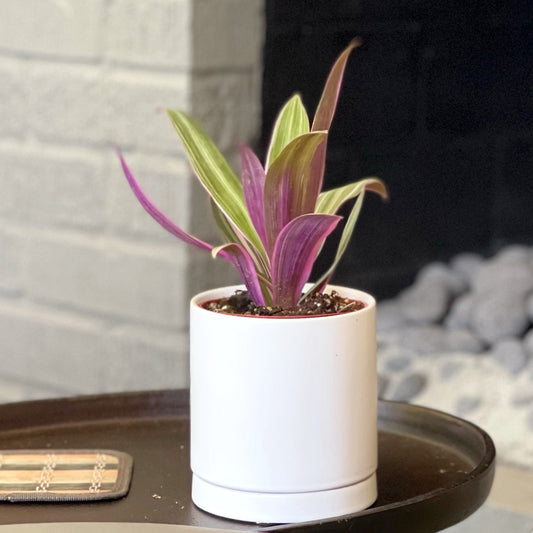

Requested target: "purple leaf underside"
[
  {"left": 312, "top": 39, "right": 361, "bottom": 132},
  {"left": 263, "top": 132, "right": 327, "bottom": 255},
  {"left": 119, "top": 150, "right": 267, "bottom": 303},
  {"left": 212, "top": 243, "right": 265, "bottom": 306},
  {"left": 271, "top": 214, "right": 341, "bottom": 308},
  {"left": 240, "top": 144, "right": 267, "bottom": 248},
  {"left": 118, "top": 150, "right": 251, "bottom": 275},
  {"left": 118, "top": 151, "right": 219, "bottom": 254}
]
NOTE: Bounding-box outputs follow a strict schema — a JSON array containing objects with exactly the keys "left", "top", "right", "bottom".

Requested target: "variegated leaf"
[
  {"left": 316, "top": 177, "right": 388, "bottom": 214},
  {"left": 265, "top": 94, "right": 310, "bottom": 169},
  {"left": 119, "top": 151, "right": 216, "bottom": 253},
  {"left": 264, "top": 132, "right": 327, "bottom": 255},
  {"left": 212, "top": 243, "right": 266, "bottom": 306},
  {"left": 167, "top": 110, "right": 265, "bottom": 257},
  {"left": 240, "top": 144, "right": 267, "bottom": 248},
  {"left": 271, "top": 214, "right": 341, "bottom": 308},
  {"left": 305, "top": 178, "right": 387, "bottom": 298},
  {"left": 312, "top": 39, "right": 361, "bottom": 132}
]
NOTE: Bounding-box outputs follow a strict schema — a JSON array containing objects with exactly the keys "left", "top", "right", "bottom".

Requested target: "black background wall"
[{"left": 260, "top": 1, "right": 533, "bottom": 299}]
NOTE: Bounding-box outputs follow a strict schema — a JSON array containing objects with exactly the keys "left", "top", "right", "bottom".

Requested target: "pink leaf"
[
  {"left": 312, "top": 39, "right": 361, "bottom": 132},
  {"left": 263, "top": 132, "right": 327, "bottom": 255},
  {"left": 118, "top": 150, "right": 216, "bottom": 253},
  {"left": 119, "top": 150, "right": 269, "bottom": 300},
  {"left": 212, "top": 243, "right": 266, "bottom": 306},
  {"left": 240, "top": 144, "right": 267, "bottom": 248},
  {"left": 271, "top": 214, "right": 341, "bottom": 308}
]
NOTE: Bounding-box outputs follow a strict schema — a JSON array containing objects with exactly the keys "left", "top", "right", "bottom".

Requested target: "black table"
[{"left": 0, "top": 389, "right": 495, "bottom": 532}]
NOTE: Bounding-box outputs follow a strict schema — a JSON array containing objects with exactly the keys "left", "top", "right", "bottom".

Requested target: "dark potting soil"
[{"left": 202, "top": 290, "right": 365, "bottom": 317}]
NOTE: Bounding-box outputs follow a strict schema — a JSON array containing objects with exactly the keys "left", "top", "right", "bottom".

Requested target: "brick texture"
[
  {"left": 192, "top": 72, "right": 260, "bottom": 152},
  {"left": 0, "top": 0, "right": 104, "bottom": 60},
  {"left": 0, "top": 228, "right": 27, "bottom": 297},
  {"left": 193, "top": 0, "right": 264, "bottom": 69},
  {"left": 27, "top": 64, "right": 106, "bottom": 147},
  {"left": 0, "top": 61, "right": 27, "bottom": 139},
  {"left": 0, "top": 145, "right": 105, "bottom": 231},
  {"left": 105, "top": 325, "right": 189, "bottom": 391},
  {"left": 27, "top": 235, "right": 188, "bottom": 327},
  {"left": 0, "top": 303, "right": 187, "bottom": 399},
  {"left": 105, "top": 71, "right": 188, "bottom": 154},
  {"left": 107, "top": 152, "right": 191, "bottom": 242},
  {"left": 0, "top": 0, "right": 265, "bottom": 402},
  {"left": 26, "top": 65, "right": 188, "bottom": 153},
  {"left": 0, "top": 305, "right": 106, "bottom": 394},
  {"left": 105, "top": 0, "right": 191, "bottom": 69}
]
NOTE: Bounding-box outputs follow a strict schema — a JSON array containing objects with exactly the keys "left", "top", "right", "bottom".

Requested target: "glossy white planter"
[{"left": 190, "top": 285, "right": 377, "bottom": 524}]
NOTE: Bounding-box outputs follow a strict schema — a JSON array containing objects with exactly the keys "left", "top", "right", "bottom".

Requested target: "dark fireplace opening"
[{"left": 260, "top": 1, "right": 533, "bottom": 299}]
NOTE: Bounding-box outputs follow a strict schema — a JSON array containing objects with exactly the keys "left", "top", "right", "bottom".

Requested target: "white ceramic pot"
[{"left": 190, "top": 284, "right": 377, "bottom": 524}]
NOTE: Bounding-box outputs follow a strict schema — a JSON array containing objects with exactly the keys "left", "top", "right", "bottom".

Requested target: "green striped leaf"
[
  {"left": 211, "top": 199, "right": 271, "bottom": 281},
  {"left": 265, "top": 94, "right": 310, "bottom": 169},
  {"left": 211, "top": 200, "right": 240, "bottom": 244},
  {"left": 303, "top": 177, "right": 388, "bottom": 299},
  {"left": 167, "top": 109, "right": 265, "bottom": 256},
  {"left": 316, "top": 177, "right": 387, "bottom": 214}
]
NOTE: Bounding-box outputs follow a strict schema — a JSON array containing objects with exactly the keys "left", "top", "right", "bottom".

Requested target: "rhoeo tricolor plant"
[{"left": 119, "top": 40, "right": 387, "bottom": 309}]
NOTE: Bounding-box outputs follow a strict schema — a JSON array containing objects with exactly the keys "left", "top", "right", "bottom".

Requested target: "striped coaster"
[{"left": 0, "top": 450, "right": 133, "bottom": 502}]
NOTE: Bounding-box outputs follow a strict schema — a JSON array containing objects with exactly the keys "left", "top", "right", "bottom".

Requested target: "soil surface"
[{"left": 202, "top": 290, "right": 365, "bottom": 317}]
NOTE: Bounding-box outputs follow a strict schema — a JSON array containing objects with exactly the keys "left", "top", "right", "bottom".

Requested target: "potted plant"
[{"left": 118, "top": 40, "right": 387, "bottom": 524}]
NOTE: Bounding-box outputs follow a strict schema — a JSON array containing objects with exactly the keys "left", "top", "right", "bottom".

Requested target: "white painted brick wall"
[
  {"left": 105, "top": 71, "right": 188, "bottom": 154},
  {"left": 26, "top": 65, "right": 188, "bottom": 153},
  {"left": 107, "top": 152, "right": 191, "bottom": 242},
  {"left": 0, "top": 0, "right": 264, "bottom": 402},
  {"left": 105, "top": 325, "right": 189, "bottom": 391},
  {"left": 0, "top": 0, "right": 104, "bottom": 60},
  {"left": 0, "top": 60, "right": 27, "bottom": 139},
  {"left": 0, "top": 304, "right": 107, "bottom": 396},
  {"left": 105, "top": 0, "right": 191, "bottom": 69},
  {"left": 192, "top": 72, "right": 260, "bottom": 153},
  {"left": 0, "top": 303, "right": 188, "bottom": 402},
  {"left": 192, "top": 0, "right": 263, "bottom": 69},
  {"left": 27, "top": 235, "right": 189, "bottom": 327},
  {"left": 27, "top": 63, "right": 107, "bottom": 147},
  {"left": 0, "top": 229, "right": 27, "bottom": 297},
  {"left": 0, "top": 144, "right": 106, "bottom": 231}
]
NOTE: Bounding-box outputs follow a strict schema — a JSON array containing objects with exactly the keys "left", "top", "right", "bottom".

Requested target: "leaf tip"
[
  {"left": 166, "top": 108, "right": 183, "bottom": 122},
  {"left": 348, "top": 37, "right": 363, "bottom": 51},
  {"left": 372, "top": 181, "right": 389, "bottom": 201}
]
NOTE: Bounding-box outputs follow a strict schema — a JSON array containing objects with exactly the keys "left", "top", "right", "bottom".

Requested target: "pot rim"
[{"left": 190, "top": 284, "right": 376, "bottom": 320}]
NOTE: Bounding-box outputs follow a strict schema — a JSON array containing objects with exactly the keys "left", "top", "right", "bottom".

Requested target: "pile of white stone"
[{"left": 376, "top": 244, "right": 533, "bottom": 468}]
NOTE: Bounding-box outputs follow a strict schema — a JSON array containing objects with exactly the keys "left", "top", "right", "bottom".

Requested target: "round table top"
[{"left": 0, "top": 389, "right": 495, "bottom": 532}]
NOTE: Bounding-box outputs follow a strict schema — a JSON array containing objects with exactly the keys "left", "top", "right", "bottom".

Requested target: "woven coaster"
[{"left": 0, "top": 450, "right": 133, "bottom": 502}]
